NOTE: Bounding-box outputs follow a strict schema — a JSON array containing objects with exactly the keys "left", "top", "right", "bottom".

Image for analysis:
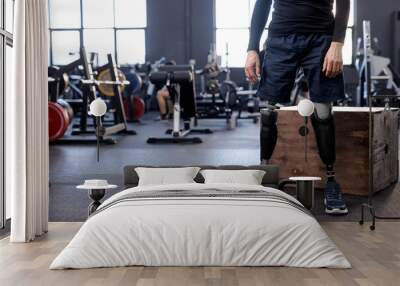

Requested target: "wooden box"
[{"left": 270, "top": 107, "right": 399, "bottom": 196}]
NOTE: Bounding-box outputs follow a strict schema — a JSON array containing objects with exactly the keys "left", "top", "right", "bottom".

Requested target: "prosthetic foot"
[
  {"left": 311, "top": 111, "right": 348, "bottom": 215},
  {"left": 260, "top": 105, "right": 278, "bottom": 163},
  {"left": 324, "top": 181, "right": 348, "bottom": 215}
]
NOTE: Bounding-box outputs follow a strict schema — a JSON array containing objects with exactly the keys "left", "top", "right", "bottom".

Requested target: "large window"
[
  {"left": 49, "top": 0, "right": 147, "bottom": 66},
  {"left": 1, "top": 0, "right": 14, "bottom": 229},
  {"left": 215, "top": 0, "right": 355, "bottom": 67}
]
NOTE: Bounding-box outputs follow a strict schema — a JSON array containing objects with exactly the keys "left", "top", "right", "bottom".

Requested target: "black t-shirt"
[{"left": 248, "top": 0, "right": 350, "bottom": 52}]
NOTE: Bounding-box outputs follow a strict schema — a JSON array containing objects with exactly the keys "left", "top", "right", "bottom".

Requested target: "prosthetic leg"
[
  {"left": 260, "top": 103, "right": 348, "bottom": 215},
  {"left": 311, "top": 106, "right": 348, "bottom": 215},
  {"left": 260, "top": 105, "right": 278, "bottom": 164}
]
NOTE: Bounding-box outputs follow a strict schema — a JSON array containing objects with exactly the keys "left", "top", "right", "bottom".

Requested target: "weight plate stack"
[
  {"left": 56, "top": 99, "right": 74, "bottom": 124},
  {"left": 48, "top": 102, "right": 70, "bottom": 142}
]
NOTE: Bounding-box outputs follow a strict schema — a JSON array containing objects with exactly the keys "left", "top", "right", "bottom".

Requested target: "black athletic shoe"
[{"left": 324, "top": 181, "right": 349, "bottom": 215}]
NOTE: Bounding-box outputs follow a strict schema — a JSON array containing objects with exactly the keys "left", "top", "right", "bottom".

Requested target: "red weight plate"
[
  {"left": 48, "top": 102, "right": 69, "bottom": 142},
  {"left": 123, "top": 96, "right": 145, "bottom": 121},
  {"left": 132, "top": 96, "right": 145, "bottom": 120}
]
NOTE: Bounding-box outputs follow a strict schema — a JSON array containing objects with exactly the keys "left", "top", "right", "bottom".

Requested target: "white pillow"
[
  {"left": 200, "top": 169, "right": 266, "bottom": 185},
  {"left": 135, "top": 167, "right": 201, "bottom": 186}
]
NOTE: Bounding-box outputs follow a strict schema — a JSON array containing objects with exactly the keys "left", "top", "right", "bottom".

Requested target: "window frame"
[
  {"left": 214, "top": 0, "right": 356, "bottom": 68},
  {"left": 48, "top": 0, "right": 147, "bottom": 66},
  {"left": 1, "top": 0, "right": 14, "bottom": 229}
]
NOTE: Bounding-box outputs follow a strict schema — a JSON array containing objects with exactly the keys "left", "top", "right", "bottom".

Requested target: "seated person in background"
[
  {"left": 156, "top": 60, "right": 176, "bottom": 120},
  {"left": 157, "top": 86, "right": 174, "bottom": 120}
]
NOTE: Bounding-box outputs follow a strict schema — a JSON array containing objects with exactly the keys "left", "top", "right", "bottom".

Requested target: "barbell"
[
  {"left": 96, "top": 69, "right": 128, "bottom": 97},
  {"left": 80, "top": 78, "right": 130, "bottom": 86}
]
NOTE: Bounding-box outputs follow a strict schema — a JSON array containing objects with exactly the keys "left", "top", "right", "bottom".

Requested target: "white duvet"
[{"left": 50, "top": 183, "right": 351, "bottom": 269}]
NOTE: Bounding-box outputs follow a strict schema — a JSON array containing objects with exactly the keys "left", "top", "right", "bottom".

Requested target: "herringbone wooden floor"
[{"left": 0, "top": 222, "right": 399, "bottom": 286}]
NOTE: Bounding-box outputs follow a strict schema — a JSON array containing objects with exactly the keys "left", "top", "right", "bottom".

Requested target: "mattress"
[{"left": 50, "top": 183, "right": 351, "bottom": 269}]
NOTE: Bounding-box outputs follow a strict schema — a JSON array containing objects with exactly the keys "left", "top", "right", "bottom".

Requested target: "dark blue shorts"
[{"left": 257, "top": 34, "right": 345, "bottom": 104}]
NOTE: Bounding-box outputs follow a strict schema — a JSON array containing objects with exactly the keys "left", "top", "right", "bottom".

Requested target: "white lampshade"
[
  {"left": 89, "top": 98, "right": 107, "bottom": 117},
  {"left": 297, "top": 99, "right": 315, "bottom": 117}
]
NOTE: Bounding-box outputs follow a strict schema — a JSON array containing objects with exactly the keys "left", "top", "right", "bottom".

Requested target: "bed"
[{"left": 50, "top": 165, "right": 351, "bottom": 269}]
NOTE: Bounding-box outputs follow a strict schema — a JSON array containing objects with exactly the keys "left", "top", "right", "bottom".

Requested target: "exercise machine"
[
  {"left": 134, "top": 57, "right": 167, "bottom": 108},
  {"left": 356, "top": 34, "right": 400, "bottom": 107},
  {"left": 48, "top": 50, "right": 90, "bottom": 142},
  {"left": 49, "top": 47, "right": 136, "bottom": 144},
  {"left": 197, "top": 44, "right": 262, "bottom": 127},
  {"left": 223, "top": 43, "right": 261, "bottom": 123},
  {"left": 76, "top": 53, "right": 136, "bottom": 137},
  {"left": 359, "top": 21, "right": 400, "bottom": 231},
  {"left": 147, "top": 64, "right": 211, "bottom": 144},
  {"left": 196, "top": 45, "right": 239, "bottom": 129}
]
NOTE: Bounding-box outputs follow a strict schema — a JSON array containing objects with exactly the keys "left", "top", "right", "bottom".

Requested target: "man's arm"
[
  {"left": 332, "top": 0, "right": 350, "bottom": 43},
  {"left": 323, "top": 0, "right": 350, "bottom": 78},
  {"left": 248, "top": 0, "right": 272, "bottom": 52},
  {"left": 245, "top": 0, "right": 272, "bottom": 82}
]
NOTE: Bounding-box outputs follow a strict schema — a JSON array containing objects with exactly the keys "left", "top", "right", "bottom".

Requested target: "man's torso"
[{"left": 269, "top": 0, "right": 335, "bottom": 37}]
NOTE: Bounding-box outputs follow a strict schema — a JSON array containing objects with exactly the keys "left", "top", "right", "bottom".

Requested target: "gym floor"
[{"left": 49, "top": 113, "right": 400, "bottom": 223}]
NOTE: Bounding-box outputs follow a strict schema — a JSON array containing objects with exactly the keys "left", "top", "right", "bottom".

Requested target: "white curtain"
[{"left": 7, "top": 0, "right": 49, "bottom": 242}]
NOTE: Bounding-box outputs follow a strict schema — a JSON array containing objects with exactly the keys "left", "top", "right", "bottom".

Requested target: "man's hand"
[
  {"left": 245, "top": 51, "right": 261, "bottom": 83},
  {"left": 323, "top": 42, "right": 344, "bottom": 78}
]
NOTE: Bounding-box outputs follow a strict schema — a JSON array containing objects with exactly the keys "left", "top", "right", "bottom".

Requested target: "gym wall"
[
  {"left": 146, "top": 0, "right": 213, "bottom": 69},
  {"left": 146, "top": 0, "right": 267, "bottom": 87}
]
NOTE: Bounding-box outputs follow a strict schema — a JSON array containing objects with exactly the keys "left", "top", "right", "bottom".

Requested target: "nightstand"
[
  {"left": 289, "top": 177, "right": 321, "bottom": 210},
  {"left": 77, "top": 180, "right": 117, "bottom": 216}
]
